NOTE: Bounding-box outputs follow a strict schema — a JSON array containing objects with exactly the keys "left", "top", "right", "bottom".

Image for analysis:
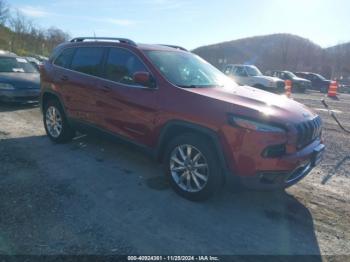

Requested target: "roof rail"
[
  {"left": 70, "top": 37, "right": 137, "bottom": 46},
  {"left": 160, "top": 44, "right": 188, "bottom": 51}
]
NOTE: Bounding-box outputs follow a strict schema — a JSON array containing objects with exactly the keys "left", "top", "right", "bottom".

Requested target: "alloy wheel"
[
  {"left": 45, "top": 106, "right": 63, "bottom": 138},
  {"left": 170, "top": 144, "right": 209, "bottom": 193}
]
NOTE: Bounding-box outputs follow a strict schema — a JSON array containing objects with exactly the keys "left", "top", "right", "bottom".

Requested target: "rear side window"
[
  {"left": 71, "top": 47, "right": 104, "bottom": 77},
  {"left": 54, "top": 48, "right": 75, "bottom": 69},
  {"left": 104, "top": 48, "right": 148, "bottom": 86}
]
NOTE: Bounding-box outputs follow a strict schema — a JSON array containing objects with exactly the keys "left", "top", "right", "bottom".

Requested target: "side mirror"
[{"left": 133, "top": 71, "right": 154, "bottom": 88}]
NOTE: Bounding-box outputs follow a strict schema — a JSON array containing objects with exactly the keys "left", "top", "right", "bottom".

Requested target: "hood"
[
  {"left": 185, "top": 84, "right": 317, "bottom": 125},
  {"left": 252, "top": 75, "right": 283, "bottom": 82},
  {"left": 0, "top": 72, "right": 40, "bottom": 89}
]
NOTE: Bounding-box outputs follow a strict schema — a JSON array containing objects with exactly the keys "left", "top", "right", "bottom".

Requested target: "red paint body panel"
[{"left": 40, "top": 41, "right": 324, "bottom": 184}]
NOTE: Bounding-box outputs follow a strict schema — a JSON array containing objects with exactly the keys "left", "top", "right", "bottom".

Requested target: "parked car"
[
  {"left": 294, "top": 72, "right": 330, "bottom": 93},
  {"left": 266, "top": 70, "right": 311, "bottom": 93},
  {"left": 223, "top": 64, "right": 285, "bottom": 93},
  {"left": 40, "top": 37, "right": 325, "bottom": 201},
  {"left": 33, "top": 54, "right": 49, "bottom": 62},
  {"left": 0, "top": 50, "right": 17, "bottom": 56},
  {"left": 0, "top": 53, "right": 40, "bottom": 102},
  {"left": 25, "top": 56, "right": 42, "bottom": 70},
  {"left": 337, "top": 78, "right": 350, "bottom": 93},
  {"left": 339, "top": 84, "right": 350, "bottom": 93}
]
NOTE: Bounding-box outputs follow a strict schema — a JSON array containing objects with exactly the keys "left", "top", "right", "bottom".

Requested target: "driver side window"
[{"left": 104, "top": 48, "right": 148, "bottom": 86}]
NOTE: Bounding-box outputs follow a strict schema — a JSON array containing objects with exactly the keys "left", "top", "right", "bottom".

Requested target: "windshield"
[
  {"left": 144, "top": 50, "right": 235, "bottom": 88},
  {"left": 0, "top": 57, "right": 38, "bottom": 73},
  {"left": 286, "top": 71, "right": 297, "bottom": 78},
  {"left": 315, "top": 73, "right": 326, "bottom": 80},
  {"left": 245, "top": 66, "right": 262, "bottom": 76}
]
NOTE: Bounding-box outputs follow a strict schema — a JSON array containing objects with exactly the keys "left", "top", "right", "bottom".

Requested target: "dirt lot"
[{"left": 0, "top": 91, "right": 349, "bottom": 256}]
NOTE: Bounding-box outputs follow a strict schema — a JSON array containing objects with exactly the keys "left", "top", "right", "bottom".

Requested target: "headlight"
[
  {"left": 228, "top": 115, "right": 286, "bottom": 133},
  {"left": 0, "top": 83, "right": 15, "bottom": 90}
]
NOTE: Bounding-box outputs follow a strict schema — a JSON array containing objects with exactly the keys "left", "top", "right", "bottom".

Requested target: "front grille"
[{"left": 295, "top": 116, "right": 322, "bottom": 149}]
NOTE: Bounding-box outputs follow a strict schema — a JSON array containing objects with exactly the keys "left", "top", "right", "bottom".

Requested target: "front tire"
[
  {"left": 43, "top": 99, "right": 75, "bottom": 143},
  {"left": 164, "top": 133, "right": 223, "bottom": 201}
]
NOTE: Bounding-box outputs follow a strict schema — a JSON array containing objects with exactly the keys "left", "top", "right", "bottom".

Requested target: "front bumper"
[
  {"left": 0, "top": 89, "right": 40, "bottom": 102},
  {"left": 239, "top": 142, "right": 325, "bottom": 190}
]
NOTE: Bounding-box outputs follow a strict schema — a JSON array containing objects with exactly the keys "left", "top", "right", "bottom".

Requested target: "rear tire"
[
  {"left": 163, "top": 133, "right": 223, "bottom": 201},
  {"left": 43, "top": 99, "right": 75, "bottom": 143}
]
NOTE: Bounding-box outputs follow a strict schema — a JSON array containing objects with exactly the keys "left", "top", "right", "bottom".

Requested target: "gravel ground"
[{"left": 0, "top": 92, "right": 349, "bottom": 256}]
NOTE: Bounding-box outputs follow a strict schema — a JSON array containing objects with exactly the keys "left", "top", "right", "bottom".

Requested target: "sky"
[{"left": 8, "top": 0, "right": 350, "bottom": 50}]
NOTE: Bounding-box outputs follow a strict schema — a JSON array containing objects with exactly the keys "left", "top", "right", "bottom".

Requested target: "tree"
[
  {"left": 8, "top": 11, "right": 33, "bottom": 53},
  {"left": 45, "top": 27, "right": 70, "bottom": 51},
  {"left": 0, "top": 0, "right": 9, "bottom": 25}
]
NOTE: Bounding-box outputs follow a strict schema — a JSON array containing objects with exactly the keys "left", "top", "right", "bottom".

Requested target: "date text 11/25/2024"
[{"left": 127, "top": 256, "right": 219, "bottom": 261}]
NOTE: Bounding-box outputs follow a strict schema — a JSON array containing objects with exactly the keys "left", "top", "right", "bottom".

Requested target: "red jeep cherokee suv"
[{"left": 40, "top": 37, "right": 325, "bottom": 200}]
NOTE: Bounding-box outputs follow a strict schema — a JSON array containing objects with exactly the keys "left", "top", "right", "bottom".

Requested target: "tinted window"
[
  {"left": 71, "top": 47, "right": 104, "bottom": 76},
  {"left": 298, "top": 73, "right": 309, "bottom": 80},
  {"left": 104, "top": 48, "right": 148, "bottom": 85},
  {"left": 307, "top": 75, "right": 314, "bottom": 80},
  {"left": 54, "top": 48, "right": 75, "bottom": 69}
]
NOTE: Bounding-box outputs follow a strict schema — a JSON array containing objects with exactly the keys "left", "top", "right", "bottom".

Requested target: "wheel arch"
[
  {"left": 41, "top": 90, "right": 66, "bottom": 114},
  {"left": 156, "top": 120, "right": 228, "bottom": 173}
]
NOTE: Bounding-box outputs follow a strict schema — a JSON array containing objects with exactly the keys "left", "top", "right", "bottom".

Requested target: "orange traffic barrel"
[
  {"left": 328, "top": 81, "right": 338, "bottom": 98},
  {"left": 285, "top": 80, "right": 292, "bottom": 98}
]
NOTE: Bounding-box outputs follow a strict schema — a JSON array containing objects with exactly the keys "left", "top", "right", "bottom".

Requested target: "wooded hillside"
[
  {"left": 193, "top": 34, "right": 350, "bottom": 80},
  {"left": 0, "top": 0, "right": 70, "bottom": 57}
]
